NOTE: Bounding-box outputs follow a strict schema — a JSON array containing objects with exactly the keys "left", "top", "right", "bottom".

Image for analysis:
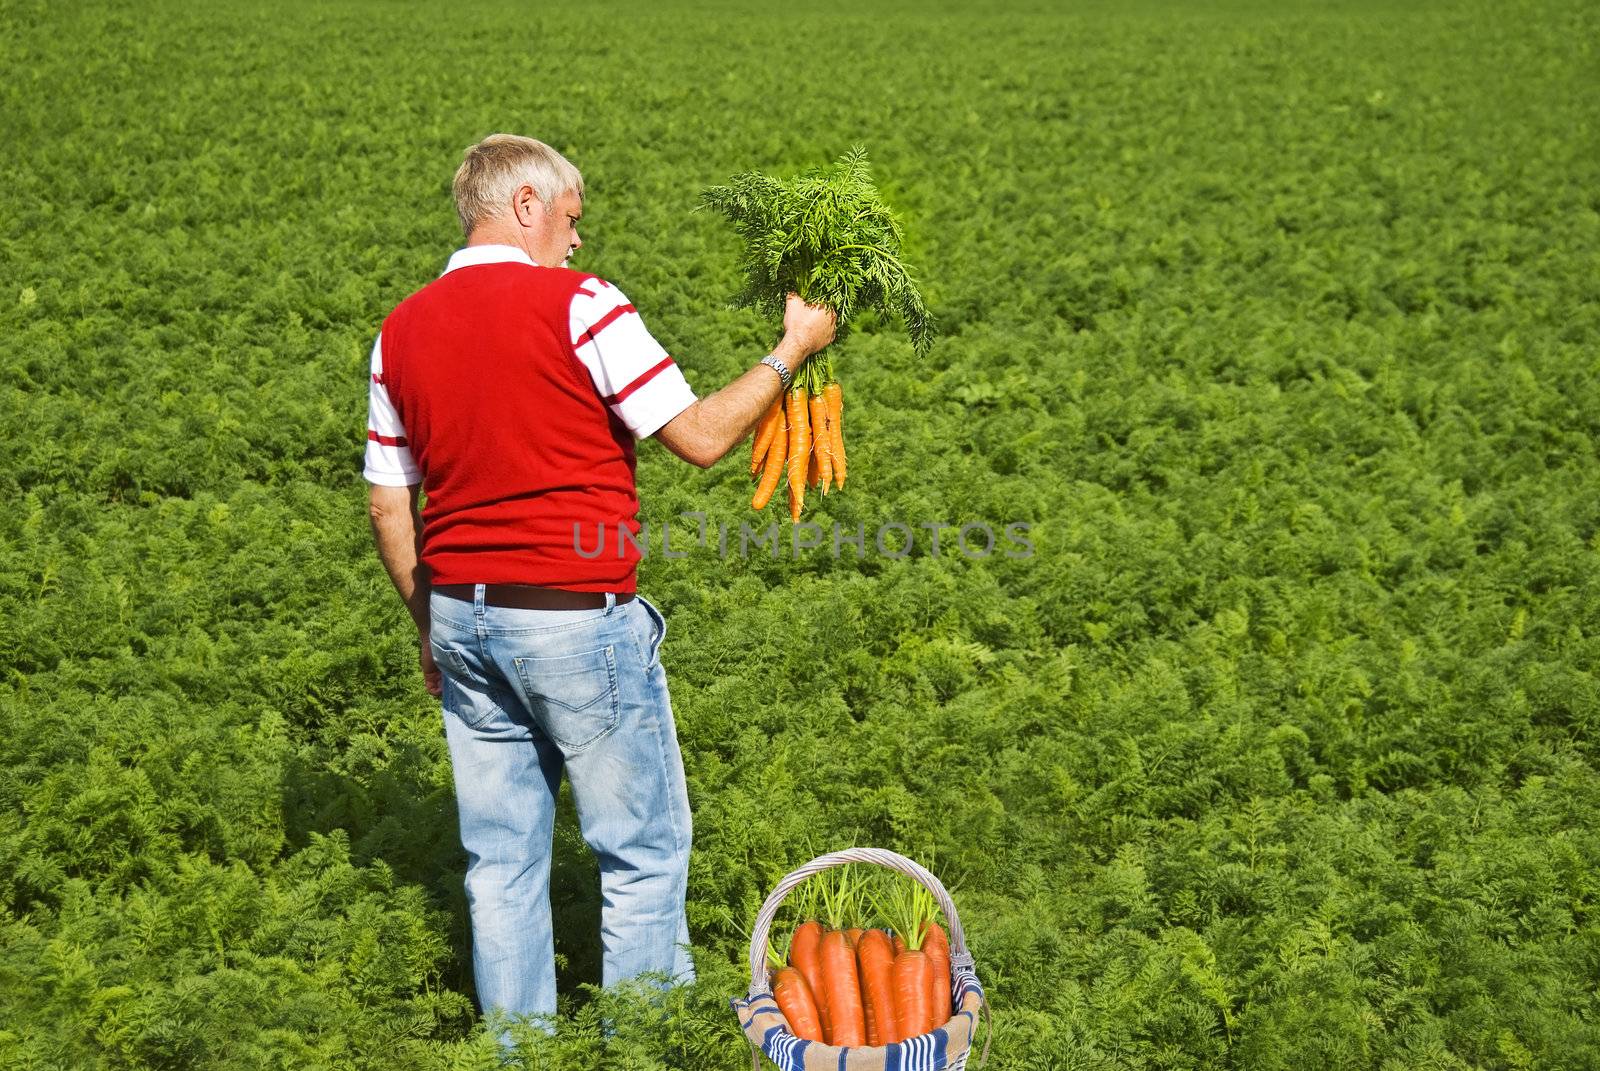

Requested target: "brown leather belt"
[{"left": 433, "top": 584, "right": 636, "bottom": 610}]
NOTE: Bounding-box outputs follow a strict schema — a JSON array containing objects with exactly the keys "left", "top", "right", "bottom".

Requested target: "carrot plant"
[{"left": 707, "top": 149, "right": 929, "bottom": 519}]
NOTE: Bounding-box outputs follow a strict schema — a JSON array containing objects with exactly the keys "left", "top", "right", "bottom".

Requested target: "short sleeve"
[
  {"left": 569, "top": 279, "right": 698, "bottom": 439},
  {"left": 363, "top": 333, "right": 421, "bottom": 486}
]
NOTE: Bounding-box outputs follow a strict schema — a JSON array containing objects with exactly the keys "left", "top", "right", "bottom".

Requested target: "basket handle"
[{"left": 745, "top": 847, "right": 972, "bottom": 996}]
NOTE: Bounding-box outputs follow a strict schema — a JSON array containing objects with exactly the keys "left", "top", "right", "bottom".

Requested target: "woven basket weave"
[{"left": 729, "top": 848, "right": 991, "bottom": 1071}]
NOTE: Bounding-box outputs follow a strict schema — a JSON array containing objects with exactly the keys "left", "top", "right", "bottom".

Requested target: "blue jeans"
[{"left": 428, "top": 586, "right": 695, "bottom": 1029}]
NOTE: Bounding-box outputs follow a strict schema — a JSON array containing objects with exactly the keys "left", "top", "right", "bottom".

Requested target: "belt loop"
[
  {"left": 604, "top": 591, "right": 617, "bottom": 614},
  {"left": 473, "top": 583, "right": 486, "bottom": 617}
]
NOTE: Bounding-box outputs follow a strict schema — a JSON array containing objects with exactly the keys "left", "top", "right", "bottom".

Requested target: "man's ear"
[{"left": 513, "top": 184, "right": 544, "bottom": 227}]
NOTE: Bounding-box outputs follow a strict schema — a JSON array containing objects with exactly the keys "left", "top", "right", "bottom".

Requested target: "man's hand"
[
  {"left": 419, "top": 631, "right": 442, "bottom": 698},
  {"left": 782, "top": 293, "right": 837, "bottom": 364}
]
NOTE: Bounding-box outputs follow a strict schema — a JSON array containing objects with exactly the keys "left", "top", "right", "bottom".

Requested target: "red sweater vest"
[{"left": 380, "top": 262, "right": 641, "bottom": 591}]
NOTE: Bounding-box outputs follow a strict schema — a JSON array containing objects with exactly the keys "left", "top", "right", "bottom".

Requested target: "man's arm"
[
  {"left": 368, "top": 481, "right": 441, "bottom": 696},
  {"left": 369, "top": 481, "right": 429, "bottom": 628},
  {"left": 653, "top": 295, "right": 835, "bottom": 468}
]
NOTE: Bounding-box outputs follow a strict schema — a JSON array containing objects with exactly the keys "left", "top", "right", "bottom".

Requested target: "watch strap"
[{"left": 760, "top": 353, "right": 793, "bottom": 391}]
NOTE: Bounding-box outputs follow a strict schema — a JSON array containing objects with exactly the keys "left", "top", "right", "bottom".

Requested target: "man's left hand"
[{"left": 419, "top": 632, "right": 443, "bottom": 697}]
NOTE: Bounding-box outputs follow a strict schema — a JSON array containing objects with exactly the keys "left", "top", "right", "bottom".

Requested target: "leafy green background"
[{"left": 2, "top": 0, "right": 1597, "bottom": 1067}]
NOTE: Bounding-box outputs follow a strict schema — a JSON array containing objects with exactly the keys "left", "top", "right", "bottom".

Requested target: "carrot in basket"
[
  {"left": 789, "top": 920, "right": 831, "bottom": 1039},
  {"left": 773, "top": 966, "right": 825, "bottom": 1042},
  {"left": 751, "top": 409, "right": 788, "bottom": 510},
  {"left": 875, "top": 870, "right": 951, "bottom": 1036},
  {"left": 857, "top": 929, "right": 899, "bottom": 1045},
  {"left": 785, "top": 387, "right": 810, "bottom": 522},
  {"left": 820, "top": 929, "right": 865, "bottom": 1046},
  {"left": 825, "top": 381, "right": 846, "bottom": 488},
  {"left": 920, "top": 922, "right": 951, "bottom": 1033},
  {"left": 750, "top": 398, "right": 783, "bottom": 476},
  {"left": 891, "top": 948, "right": 931, "bottom": 1041}
]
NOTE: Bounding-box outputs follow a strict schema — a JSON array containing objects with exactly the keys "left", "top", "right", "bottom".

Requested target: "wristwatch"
[{"left": 760, "top": 353, "right": 793, "bottom": 392}]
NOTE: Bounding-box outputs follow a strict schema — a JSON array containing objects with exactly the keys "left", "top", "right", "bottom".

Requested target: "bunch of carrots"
[
  {"left": 751, "top": 355, "right": 846, "bottom": 522},
  {"left": 765, "top": 866, "right": 952, "bottom": 1048}
]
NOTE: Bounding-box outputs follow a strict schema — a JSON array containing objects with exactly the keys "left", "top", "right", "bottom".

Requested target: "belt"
[{"left": 433, "top": 584, "right": 636, "bottom": 610}]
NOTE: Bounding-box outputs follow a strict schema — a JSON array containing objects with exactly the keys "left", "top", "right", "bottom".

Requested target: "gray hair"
[{"left": 452, "top": 133, "right": 584, "bottom": 235}]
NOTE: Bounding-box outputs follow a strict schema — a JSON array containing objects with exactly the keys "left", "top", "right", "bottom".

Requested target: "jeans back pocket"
[
  {"left": 512, "top": 645, "right": 621, "bottom": 753},
  {"left": 431, "top": 641, "right": 509, "bottom": 732}
]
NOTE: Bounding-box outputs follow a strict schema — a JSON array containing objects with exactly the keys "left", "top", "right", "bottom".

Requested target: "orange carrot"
[
  {"left": 825, "top": 381, "right": 846, "bottom": 488},
  {"left": 857, "top": 930, "right": 899, "bottom": 1046},
  {"left": 891, "top": 950, "right": 931, "bottom": 1041},
  {"left": 891, "top": 933, "right": 907, "bottom": 956},
  {"left": 920, "top": 923, "right": 950, "bottom": 1033},
  {"left": 820, "top": 929, "right": 865, "bottom": 1046},
  {"left": 751, "top": 409, "right": 787, "bottom": 510},
  {"left": 807, "top": 448, "right": 820, "bottom": 489},
  {"left": 784, "top": 388, "right": 810, "bottom": 522},
  {"left": 750, "top": 399, "right": 782, "bottom": 476},
  {"left": 809, "top": 392, "right": 834, "bottom": 493},
  {"left": 790, "top": 920, "right": 830, "bottom": 1039},
  {"left": 773, "top": 966, "right": 825, "bottom": 1042}
]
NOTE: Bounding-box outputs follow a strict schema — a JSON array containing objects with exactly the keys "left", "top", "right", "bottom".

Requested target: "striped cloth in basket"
[{"left": 731, "top": 963, "right": 985, "bottom": 1071}]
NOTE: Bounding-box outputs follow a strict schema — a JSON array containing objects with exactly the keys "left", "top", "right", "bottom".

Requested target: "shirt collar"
[{"left": 442, "top": 244, "right": 537, "bottom": 276}]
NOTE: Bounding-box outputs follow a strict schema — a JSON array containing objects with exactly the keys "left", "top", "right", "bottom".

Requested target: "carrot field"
[{"left": 2, "top": 0, "right": 1598, "bottom": 1067}]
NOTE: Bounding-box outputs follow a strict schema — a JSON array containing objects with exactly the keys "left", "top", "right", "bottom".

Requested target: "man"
[{"left": 363, "top": 133, "right": 835, "bottom": 1028}]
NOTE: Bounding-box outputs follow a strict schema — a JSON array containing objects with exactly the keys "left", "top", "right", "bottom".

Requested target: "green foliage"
[
  {"left": 812, "top": 864, "right": 870, "bottom": 932},
  {"left": 3, "top": 0, "right": 1599, "bottom": 1068},
  {"left": 700, "top": 147, "right": 935, "bottom": 356},
  {"left": 872, "top": 870, "right": 939, "bottom": 951}
]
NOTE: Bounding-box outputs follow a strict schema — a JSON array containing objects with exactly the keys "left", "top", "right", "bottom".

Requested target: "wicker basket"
[{"left": 729, "top": 848, "right": 991, "bottom": 1071}]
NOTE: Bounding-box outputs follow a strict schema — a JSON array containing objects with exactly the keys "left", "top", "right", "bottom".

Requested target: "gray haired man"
[{"left": 364, "top": 133, "right": 834, "bottom": 1028}]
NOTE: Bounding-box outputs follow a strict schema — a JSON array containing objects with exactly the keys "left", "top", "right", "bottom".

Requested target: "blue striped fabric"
[{"left": 729, "top": 962, "right": 986, "bottom": 1071}]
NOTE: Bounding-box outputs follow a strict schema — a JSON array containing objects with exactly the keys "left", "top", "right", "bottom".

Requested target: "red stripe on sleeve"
[
  {"left": 574, "top": 303, "right": 637, "bottom": 348},
  {"left": 367, "top": 430, "right": 408, "bottom": 446},
  {"left": 371, "top": 373, "right": 384, "bottom": 385},
  {"left": 603, "top": 357, "right": 675, "bottom": 406}
]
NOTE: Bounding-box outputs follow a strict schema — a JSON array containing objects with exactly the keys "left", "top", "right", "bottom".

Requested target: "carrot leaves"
[{"left": 701, "top": 147, "right": 936, "bottom": 357}]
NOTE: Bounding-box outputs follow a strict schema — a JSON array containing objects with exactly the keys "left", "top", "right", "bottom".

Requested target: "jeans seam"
[
  {"left": 647, "top": 682, "right": 691, "bottom": 859},
  {"left": 624, "top": 604, "right": 651, "bottom": 668},
  {"left": 648, "top": 599, "right": 665, "bottom": 666},
  {"left": 626, "top": 597, "right": 665, "bottom": 669}
]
